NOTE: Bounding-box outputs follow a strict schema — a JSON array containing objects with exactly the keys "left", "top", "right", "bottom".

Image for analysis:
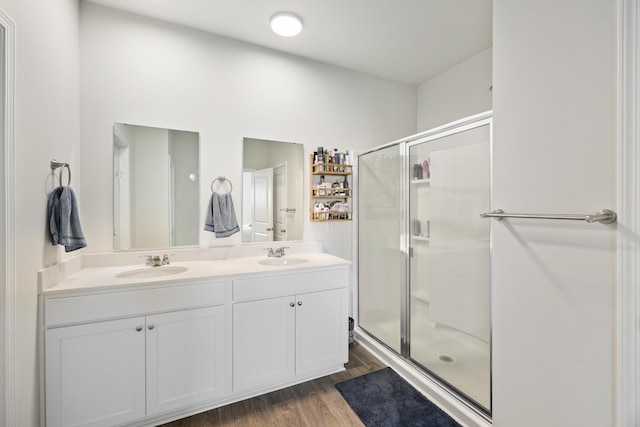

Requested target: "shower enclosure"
[{"left": 357, "top": 113, "right": 492, "bottom": 415}]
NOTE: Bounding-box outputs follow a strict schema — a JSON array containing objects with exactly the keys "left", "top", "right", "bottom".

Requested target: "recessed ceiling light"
[{"left": 270, "top": 12, "right": 303, "bottom": 37}]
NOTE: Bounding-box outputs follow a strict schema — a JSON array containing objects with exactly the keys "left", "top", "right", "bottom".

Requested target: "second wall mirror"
[{"left": 242, "top": 137, "right": 304, "bottom": 243}]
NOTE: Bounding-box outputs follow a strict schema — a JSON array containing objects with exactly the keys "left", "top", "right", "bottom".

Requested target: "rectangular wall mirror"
[
  {"left": 113, "top": 123, "right": 200, "bottom": 250},
  {"left": 242, "top": 138, "right": 304, "bottom": 243}
]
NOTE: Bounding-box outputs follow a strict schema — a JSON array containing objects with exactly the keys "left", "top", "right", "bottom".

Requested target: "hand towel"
[
  {"left": 47, "top": 186, "right": 87, "bottom": 252},
  {"left": 204, "top": 192, "right": 239, "bottom": 238}
]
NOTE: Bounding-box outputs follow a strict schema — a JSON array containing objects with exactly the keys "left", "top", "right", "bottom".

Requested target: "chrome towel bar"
[{"left": 480, "top": 209, "right": 617, "bottom": 224}]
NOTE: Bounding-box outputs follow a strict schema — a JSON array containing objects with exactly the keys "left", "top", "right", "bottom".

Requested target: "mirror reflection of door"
[
  {"left": 274, "top": 163, "right": 287, "bottom": 241},
  {"left": 250, "top": 167, "right": 273, "bottom": 242},
  {"left": 242, "top": 137, "right": 304, "bottom": 243}
]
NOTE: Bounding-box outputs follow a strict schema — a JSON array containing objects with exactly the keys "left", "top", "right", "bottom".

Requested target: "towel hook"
[
  {"left": 50, "top": 159, "right": 71, "bottom": 187},
  {"left": 210, "top": 176, "right": 232, "bottom": 193}
]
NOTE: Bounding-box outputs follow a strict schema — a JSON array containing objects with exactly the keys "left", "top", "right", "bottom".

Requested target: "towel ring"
[
  {"left": 51, "top": 159, "right": 71, "bottom": 187},
  {"left": 210, "top": 176, "right": 232, "bottom": 193}
]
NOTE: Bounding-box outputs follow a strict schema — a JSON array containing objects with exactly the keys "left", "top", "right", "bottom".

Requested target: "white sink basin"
[
  {"left": 115, "top": 265, "right": 188, "bottom": 279},
  {"left": 258, "top": 257, "right": 309, "bottom": 266}
]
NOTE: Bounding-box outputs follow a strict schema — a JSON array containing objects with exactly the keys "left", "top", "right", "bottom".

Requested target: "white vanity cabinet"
[
  {"left": 232, "top": 267, "right": 349, "bottom": 394},
  {"left": 45, "top": 317, "right": 147, "bottom": 427},
  {"left": 40, "top": 256, "right": 351, "bottom": 427},
  {"left": 43, "top": 281, "right": 227, "bottom": 427},
  {"left": 145, "top": 306, "right": 226, "bottom": 415}
]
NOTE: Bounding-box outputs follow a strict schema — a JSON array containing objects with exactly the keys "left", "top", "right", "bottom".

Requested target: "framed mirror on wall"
[
  {"left": 113, "top": 123, "right": 200, "bottom": 251},
  {"left": 242, "top": 137, "right": 304, "bottom": 243}
]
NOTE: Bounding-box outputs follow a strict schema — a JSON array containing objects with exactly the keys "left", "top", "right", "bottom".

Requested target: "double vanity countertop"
[{"left": 40, "top": 251, "right": 351, "bottom": 297}]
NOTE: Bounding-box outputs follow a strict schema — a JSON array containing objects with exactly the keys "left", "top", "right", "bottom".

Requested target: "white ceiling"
[{"left": 83, "top": 0, "right": 492, "bottom": 86}]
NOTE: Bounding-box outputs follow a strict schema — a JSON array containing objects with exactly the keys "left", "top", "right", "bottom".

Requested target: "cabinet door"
[
  {"left": 295, "top": 288, "right": 348, "bottom": 376},
  {"left": 233, "top": 296, "right": 295, "bottom": 392},
  {"left": 146, "top": 306, "right": 226, "bottom": 415},
  {"left": 45, "top": 317, "right": 146, "bottom": 427}
]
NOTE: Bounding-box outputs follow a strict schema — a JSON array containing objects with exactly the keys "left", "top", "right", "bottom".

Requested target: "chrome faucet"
[
  {"left": 274, "top": 247, "right": 289, "bottom": 258},
  {"left": 144, "top": 255, "right": 169, "bottom": 267},
  {"left": 265, "top": 248, "right": 275, "bottom": 258}
]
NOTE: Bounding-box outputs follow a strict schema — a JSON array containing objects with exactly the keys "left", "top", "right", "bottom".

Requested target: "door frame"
[
  {"left": 273, "top": 162, "right": 287, "bottom": 241},
  {"left": 0, "top": 8, "right": 15, "bottom": 427},
  {"left": 618, "top": 0, "right": 639, "bottom": 425}
]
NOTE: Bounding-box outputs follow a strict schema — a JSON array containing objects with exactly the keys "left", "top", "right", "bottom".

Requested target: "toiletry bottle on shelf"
[
  {"left": 415, "top": 163, "right": 423, "bottom": 180},
  {"left": 343, "top": 175, "right": 349, "bottom": 195},
  {"left": 423, "top": 159, "right": 430, "bottom": 179}
]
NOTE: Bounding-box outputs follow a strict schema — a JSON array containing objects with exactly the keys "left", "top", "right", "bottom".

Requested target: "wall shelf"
[
  {"left": 411, "top": 235, "right": 430, "bottom": 242},
  {"left": 310, "top": 155, "right": 353, "bottom": 222},
  {"left": 411, "top": 178, "right": 430, "bottom": 185}
]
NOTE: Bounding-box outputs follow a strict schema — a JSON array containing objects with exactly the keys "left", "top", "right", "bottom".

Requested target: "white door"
[
  {"left": 251, "top": 168, "right": 273, "bottom": 242},
  {"left": 274, "top": 163, "right": 287, "bottom": 241},
  {"left": 295, "top": 289, "right": 348, "bottom": 376},
  {"left": 146, "top": 306, "right": 226, "bottom": 415},
  {"left": 233, "top": 296, "right": 295, "bottom": 392},
  {"left": 45, "top": 317, "right": 146, "bottom": 427}
]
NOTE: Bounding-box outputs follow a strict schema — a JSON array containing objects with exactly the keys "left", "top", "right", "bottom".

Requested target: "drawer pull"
[
  {"left": 297, "top": 301, "right": 303, "bottom": 306},
  {"left": 148, "top": 324, "right": 155, "bottom": 330},
  {"left": 135, "top": 326, "right": 143, "bottom": 332},
  {"left": 289, "top": 302, "right": 295, "bottom": 308}
]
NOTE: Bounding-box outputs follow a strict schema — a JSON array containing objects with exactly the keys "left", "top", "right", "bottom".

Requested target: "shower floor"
[
  {"left": 359, "top": 305, "right": 491, "bottom": 411},
  {"left": 410, "top": 312, "right": 490, "bottom": 410}
]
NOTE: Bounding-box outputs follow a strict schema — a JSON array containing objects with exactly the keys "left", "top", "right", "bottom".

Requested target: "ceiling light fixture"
[{"left": 270, "top": 12, "right": 303, "bottom": 37}]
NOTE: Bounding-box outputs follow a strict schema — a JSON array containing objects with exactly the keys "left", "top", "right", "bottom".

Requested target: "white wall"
[
  {"left": 492, "top": 1, "right": 616, "bottom": 426},
  {"left": 0, "top": 0, "right": 81, "bottom": 425},
  {"left": 417, "top": 48, "right": 493, "bottom": 132},
  {"left": 79, "top": 3, "right": 417, "bottom": 258}
]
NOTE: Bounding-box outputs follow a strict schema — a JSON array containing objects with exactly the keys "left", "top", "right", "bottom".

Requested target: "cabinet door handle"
[
  {"left": 135, "top": 326, "right": 143, "bottom": 332},
  {"left": 297, "top": 301, "right": 303, "bottom": 306},
  {"left": 148, "top": 324, "right": 155, "bottom": 330},
  {"left": 289, "top": 302, "right": 295, "bottom": 307}
]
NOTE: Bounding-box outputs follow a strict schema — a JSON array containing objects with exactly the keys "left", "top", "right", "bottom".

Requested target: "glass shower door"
[
  {"left": 408, "top": 123, "right": 491, "bottom": 412},
  {"left": 358, "top": 144, "right": 404, "bottom": 353}
]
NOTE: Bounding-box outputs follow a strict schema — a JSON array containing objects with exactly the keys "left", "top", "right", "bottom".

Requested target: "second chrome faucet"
[{"left": 265, "top": 246, "right": 290, "bottom": 258}]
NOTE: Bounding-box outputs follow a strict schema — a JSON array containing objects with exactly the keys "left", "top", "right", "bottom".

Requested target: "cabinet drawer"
[
  {"left": 45, "top": 282, "right": 225, "bottom": 327},
  {"left": 233, "top": 267, "right": 348, "bottom": 301}
]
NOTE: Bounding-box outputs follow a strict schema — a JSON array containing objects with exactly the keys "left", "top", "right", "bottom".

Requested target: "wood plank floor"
[{"left": 160, "top": 343, "right": 386, "bottom": 427}]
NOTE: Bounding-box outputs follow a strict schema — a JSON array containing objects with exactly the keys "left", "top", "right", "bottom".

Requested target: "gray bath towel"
[
  {"left": 204, "top": 192, "right": 239, "bottom": 238},
  {"left": 48, "top": 186, "right": 87, "bottom": 252}
]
